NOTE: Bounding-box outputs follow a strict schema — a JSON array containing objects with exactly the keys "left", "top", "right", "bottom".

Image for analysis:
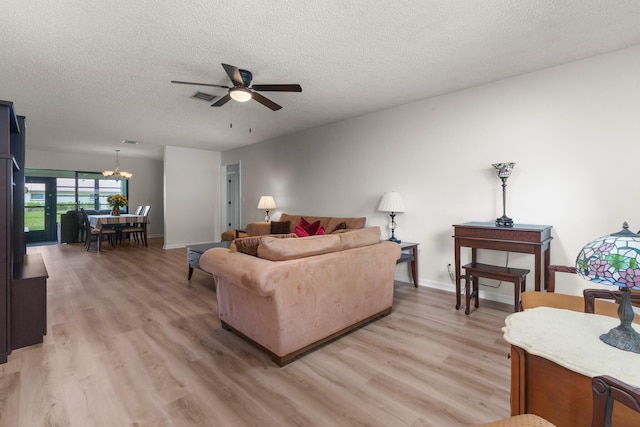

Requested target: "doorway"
[
  {"left": 25, "top": 177, "right": 57, "bottom": 243},
  {"left": 223, "top": 162, "right": 241, "bottom": 231}
]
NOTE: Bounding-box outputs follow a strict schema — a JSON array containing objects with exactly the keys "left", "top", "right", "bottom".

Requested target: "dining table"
[{"left": 88, "top": 214, "right": 149, "bottom": 246}]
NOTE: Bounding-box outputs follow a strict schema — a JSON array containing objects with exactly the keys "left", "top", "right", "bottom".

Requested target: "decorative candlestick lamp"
[{"left": 492, "top": 162, "right": 516, "bottom": 227}]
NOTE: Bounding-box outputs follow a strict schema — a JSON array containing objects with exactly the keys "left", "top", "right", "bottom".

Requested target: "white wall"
[
  {"left": 222, "top": 45, "right": 640, "bottom": 304},
  {"left": 26, "top": 149, "right": 165, "bottom": 237},
  {"left": 164, "top": 146, "right": 221, "bottom": 249}
]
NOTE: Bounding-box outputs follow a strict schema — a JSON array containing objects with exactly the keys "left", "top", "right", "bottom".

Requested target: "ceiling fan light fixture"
[{"left": 229, "top": 88, "right": 252, "bottom": 102}]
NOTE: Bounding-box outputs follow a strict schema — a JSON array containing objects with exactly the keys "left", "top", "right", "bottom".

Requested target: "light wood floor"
[{"left": 0, "top": 238, "right": 513, "bottom": 427}]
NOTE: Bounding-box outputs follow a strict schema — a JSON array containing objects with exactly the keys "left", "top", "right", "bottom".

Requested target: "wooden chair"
[
  {"left": 591, "top": 375, "right": 640, "bottom": 427},
  {"left": 521, "top": 265, "right": 640, "bottom": 321},
  {"left": 119, "top": 206, "right": 148, "bottom": 246},
  {"left": 472, "top": 375, "right": 640, "bottom": 426},
  {"left": 81, "top": 208, "right": 116, "bottom": 252}
]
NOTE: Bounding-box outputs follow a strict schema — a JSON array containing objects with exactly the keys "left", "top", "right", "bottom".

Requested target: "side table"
[
  {"left": 187, "top": 241, "right": 231, "bottom": 280},
  {"left": 397, "top": 242, "right": 419, "bottom": 287}
]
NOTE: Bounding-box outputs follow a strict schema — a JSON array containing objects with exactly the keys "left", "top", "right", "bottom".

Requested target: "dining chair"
[
  {"left": 119, "top": 206, "right": 148, "bottom": 246},
  {"left": 521, "top": 265, "right": 640, "bottom": 322},
  {"left": 81, "top": 208, "right": 116, "bottom": 252},
  {"left": 472, "top": 375, "right": 640, "bottom": 426},
  {"left": 119, "top": 222, "right": 145, "bottom": 246}
]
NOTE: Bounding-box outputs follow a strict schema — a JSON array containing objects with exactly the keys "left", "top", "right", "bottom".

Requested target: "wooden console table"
[
  {"left": 503, "top": 307, "right": 640, "bottom": 426},
  {"left": 453, "top": 222, "right": 552, "bottom": 311}
]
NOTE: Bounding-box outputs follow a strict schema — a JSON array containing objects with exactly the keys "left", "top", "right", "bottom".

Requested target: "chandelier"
[{"left": 102, "top": 149, "right": 132, "bottom": 180}]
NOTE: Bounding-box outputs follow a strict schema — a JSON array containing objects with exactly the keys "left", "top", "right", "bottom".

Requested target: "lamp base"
[
  {"left": 495, "top": 215, "right": 514, "bottom": 227},
  {"left": 600, "top": 325, "right": 640, "bottom": 354},
  {"left": 388, "top": 236, "right": 401, "bottom": 244}
]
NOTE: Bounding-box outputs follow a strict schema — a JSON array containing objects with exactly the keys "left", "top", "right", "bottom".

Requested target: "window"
[{"left": 26, "top": 169, "right": 129, "bottom": 217}]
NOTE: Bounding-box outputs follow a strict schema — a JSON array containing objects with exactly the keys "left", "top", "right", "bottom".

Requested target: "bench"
[{"left": 462, "top": 262, "right": 530, "bottom": 315}]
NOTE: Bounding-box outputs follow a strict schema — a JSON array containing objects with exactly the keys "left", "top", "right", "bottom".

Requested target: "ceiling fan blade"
[
  {"left": 251, "top": 84, "right": 302, "bottom": 92},
  {"left": 171, "top": 80, "right": 229, "bottom": 89},
  {"left": 211, "top": 93, "right": 232, "bottom": 107},
  {"left": 221, "top": 63, "right": 244, "bottom": 87},
  {"left": 251, "top": 92, "right": 282, "bottom": 111}
]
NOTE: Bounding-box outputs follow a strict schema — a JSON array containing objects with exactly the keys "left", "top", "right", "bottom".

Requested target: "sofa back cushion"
[
  {"left": 339, "top": 226, "right": 381, "bottom": 250},
  {"left": 258, "top": 234, "right": 341, "bottom": 261}
]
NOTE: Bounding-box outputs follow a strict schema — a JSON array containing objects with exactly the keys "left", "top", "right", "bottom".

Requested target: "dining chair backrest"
[
  {"left": 591, "top": 375, "right": 640, "bottom": 427},
  {"left": 134, "top": 205, "right": 143, "bottom": 215},
  {"left": 141, "top": 205, "right": 151, "bottom": 216},
  {"left": 80, "top": 208, "right": 91, "bottom": 230}
]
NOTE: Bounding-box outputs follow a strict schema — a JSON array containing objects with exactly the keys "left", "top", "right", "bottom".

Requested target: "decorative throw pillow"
[
  {"left": 234, "top": 236, "right": 263, "bottom": 256},
  {"left": 234, "top": 233, "right": 297, "bottom": 256},
  {"left": 299, "top": 217, "right": 311, "bottom": 227},
  {"left": 270, "top": 220, "right": 291, "bottom": 234},
  {"left": 331, "top": 221, "right": 347, "bottom": 233},
  {"left": 294, "top": 220, "right": 326, "bottom": 237}
]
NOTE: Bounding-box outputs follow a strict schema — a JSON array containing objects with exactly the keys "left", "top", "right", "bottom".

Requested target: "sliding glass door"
[{"left": 25, "top": 169, "right": 129, "bottom": 244}]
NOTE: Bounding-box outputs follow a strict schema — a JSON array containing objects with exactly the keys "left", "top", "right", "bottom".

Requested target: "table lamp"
[
  {"left": 257, "top": 196, "right": 277, "bottom": 222},
  {"left": 378, "top": 192, "right": 405, "bottom": 243},
  {"left": 575, "top": 222, "right": 640, "bottom": 354},
  {"left": 492, "top": 162, "right": 516, "bottom": 227}
]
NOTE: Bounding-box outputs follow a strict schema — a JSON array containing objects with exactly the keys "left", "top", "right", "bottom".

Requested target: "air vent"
[
  {"left": 121, "top": 140, "right": 140, "bottom": 145},
  {"left": 191, "top": 91, "right": 216, "bottom": 101}
]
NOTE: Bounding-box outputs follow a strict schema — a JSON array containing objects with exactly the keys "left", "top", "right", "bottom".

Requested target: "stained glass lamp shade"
[{"left": 575, "top": 222, "right": 640, "bottom": 353}]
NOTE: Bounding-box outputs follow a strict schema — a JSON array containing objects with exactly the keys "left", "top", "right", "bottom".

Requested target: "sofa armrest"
[
  {"left": 199, "top": 248, "right": 282, "bottom": 296},
  {"left": 245, "top": 222, "right": 272, "bottom": 236}
]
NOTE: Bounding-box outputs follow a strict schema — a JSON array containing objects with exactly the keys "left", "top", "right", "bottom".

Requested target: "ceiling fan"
[{"left": 171, "top": 63, "right": 302, "bottom": 111}]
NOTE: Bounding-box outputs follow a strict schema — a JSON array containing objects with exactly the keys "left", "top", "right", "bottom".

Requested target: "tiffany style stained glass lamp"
[{"left": 575, "top": 222, "right": 640, "bottom": 353}]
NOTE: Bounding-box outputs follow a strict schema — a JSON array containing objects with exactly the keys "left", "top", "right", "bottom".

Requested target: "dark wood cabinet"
[
  {"left": 0, "top": 100, "right": 47, "bottom": 362},
  {"left": 11, "top": 254, "right": 47, "bottom": 349}
]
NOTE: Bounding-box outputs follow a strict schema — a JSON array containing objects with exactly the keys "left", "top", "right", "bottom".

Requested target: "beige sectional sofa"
[{"left": 199, "top": 226, "right": 401, "bottom": 366}]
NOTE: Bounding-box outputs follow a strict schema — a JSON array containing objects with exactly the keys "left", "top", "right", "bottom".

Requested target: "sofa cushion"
[
  {"left": 339, "top": 226, "right": 381, "bottom": 251},
  {"left": 234, "top": 233, "right": 296, "bottom": 256},
  {"left": 270, "top": 220, "right": 291, "bottom": 234},
  {"left": 258, "top": 234, "right": 341, "bottom": 261},
  {"left": 326, "top": 216, "right": 366, "bottom": 233},
  {"left": 330, "top": 221, "right": 347, "bottom": 233}
]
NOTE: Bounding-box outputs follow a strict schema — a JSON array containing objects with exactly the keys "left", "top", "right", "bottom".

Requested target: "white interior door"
[{"left": 225, "top": 163, "right": 241, "bottom": 230}]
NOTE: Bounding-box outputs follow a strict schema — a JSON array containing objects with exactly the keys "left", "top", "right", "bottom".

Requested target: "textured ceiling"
[{"left": 1, "top": 1, "right": 640, "bottom": 159}]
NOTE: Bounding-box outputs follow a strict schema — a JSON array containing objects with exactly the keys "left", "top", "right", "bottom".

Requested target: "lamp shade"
[
  {"left": 257, "top": 196, "right": 277, "bottom": 210},
  {"left": 576, "top": 223, "right": 640, "bottom": 289},
  {"left": 230, "top": 88, "right": 252, "bottom": 102},
  {"left": 378, "top": 192, "right": 405, "bottom": 213},
  {"left": 492, "top": 162, "right": 515, "bottom": 179},
  {"left": 575, "top": 222, "right": 640, "bottom": 354}
]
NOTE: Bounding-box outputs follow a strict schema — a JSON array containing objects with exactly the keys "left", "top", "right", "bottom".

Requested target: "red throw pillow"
[
  {"left": 294, "top": 219, "right": 326, "bottom": 237},
  {"left": 294, "top": 224, "right": 310, "bottom": 237}
]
